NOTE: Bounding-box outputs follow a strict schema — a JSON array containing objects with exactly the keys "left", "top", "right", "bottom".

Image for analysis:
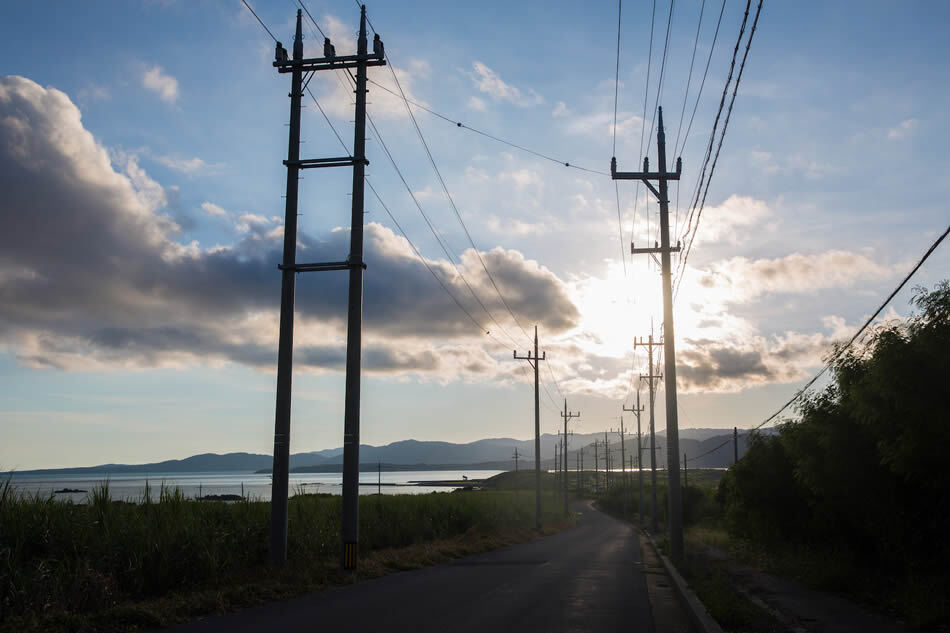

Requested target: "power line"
[
  {"left": 675, "top": 0, "right": 727, "bottom": 159},
  {"left": 751, "top": 221, "right": 950, "bottom": 432},
  {"left": 365, "top": 78, "right": 608, "bottom": 176},
  {"left": 676, "top": 0, "right": 763, "bottom": 299},
  {"left": 379, "top": 47, "right": 533, "bottom": 346},
  {"left": 612, "top": 0, "right": 628, "bottom": 276},
  {"left": 629, "top": 0, "right": 658, "bottom": 251},
  {"left": 242, "top": 0, "right": 277, "bottom": 42}
]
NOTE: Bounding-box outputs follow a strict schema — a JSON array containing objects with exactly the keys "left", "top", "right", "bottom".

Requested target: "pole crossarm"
[
  {"left": 283, "top": 157, "right": 368, "bottom": 169},
  {"left": 278, "top": 258, "right": 367, "bottom": 273},
  {"left": 632, "top": 243, "right": 681, "bottom": 255},
  {"left": 274, "top": 54, "right": 386, "bottom": 73}
]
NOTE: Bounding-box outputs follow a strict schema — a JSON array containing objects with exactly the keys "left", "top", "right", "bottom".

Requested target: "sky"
[{"left": 1, "top": 0, "right": 948, "bottom": 469}]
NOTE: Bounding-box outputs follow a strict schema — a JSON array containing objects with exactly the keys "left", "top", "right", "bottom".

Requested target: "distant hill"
[{"left": 6, "top": 428, "right": 772, "bottom": 475}]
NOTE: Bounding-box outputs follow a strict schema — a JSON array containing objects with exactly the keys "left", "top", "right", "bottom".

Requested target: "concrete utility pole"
[
  {"left": 594, "top": 439, "right": 599, "bottom": 494},
  {"left": 576, "top": 452, "right": 580, "bottom": 492},
  {"left": 513, "top": 447, "right": 521, "bottom": 472},
  {"left": 378, "top": 461, "right": 381, "bottom": 496},
  {"left": 613, "top": 417, "right": 627, "bottom": 516},
  {"left": 268, "top": 8, "right": 385, "bottom": 568},
  {"left": 561, "top": 399, "right": 580, "bottom": 517},
  {"left": 683, "top": 452, "right": 688, "bottom": 490},
  {"left": 734, "top": 426, "right": 739, "bottom": 465},
  {"left": 603, "top": 430, "right": 610, "bottom": 491},
  {"left": 554, "top": 439, "right": 559, "bottom": 491},
  {"left": 624, "top": 391, "right": 645, "bottom": 526},
  {"left": 515, "top": 326, "right": 546, "bottom": 531},
  {"left": 614, "top": 106, "right": 685, "bottom": 562},
  {"left": 580, "top": 444, "right": 584, "bottom": 493},
  {"left": 636, "top": 332, "right": 663, "bottom": 535}
]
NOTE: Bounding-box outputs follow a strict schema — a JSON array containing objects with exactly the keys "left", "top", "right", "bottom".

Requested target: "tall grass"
[{"left": 0, "top": 484, "right": 560, "bottom": 626}]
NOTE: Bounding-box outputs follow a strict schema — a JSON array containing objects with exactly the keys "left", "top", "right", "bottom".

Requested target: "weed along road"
[{"left": 160, "top": 501, "right": 655, "bottom": 633}]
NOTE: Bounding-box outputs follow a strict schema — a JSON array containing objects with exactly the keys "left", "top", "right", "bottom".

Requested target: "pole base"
[{"left": 342, "top": 542, "right": 358, "bottom": 570}]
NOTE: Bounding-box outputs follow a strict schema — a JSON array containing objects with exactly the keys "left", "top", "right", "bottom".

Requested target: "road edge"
[{"left": 643, "top": 531, "right": 725, "bottom": 633}]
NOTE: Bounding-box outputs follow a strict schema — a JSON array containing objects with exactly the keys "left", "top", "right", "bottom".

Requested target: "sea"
[{"left": 5, "top": 470, "right": 505, "bottom": 503}]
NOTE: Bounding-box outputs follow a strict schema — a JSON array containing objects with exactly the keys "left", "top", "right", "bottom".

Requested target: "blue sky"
[{"left": 1, "top": 0, "right": 948, "bottom": 469}]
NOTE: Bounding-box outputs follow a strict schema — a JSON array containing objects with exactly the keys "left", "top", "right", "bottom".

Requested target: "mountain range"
[{"left": 8, "top": 428, "right": 770, "bottom": 475}]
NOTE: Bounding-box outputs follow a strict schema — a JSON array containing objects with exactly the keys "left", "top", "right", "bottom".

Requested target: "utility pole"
[
  {"left": 377, "top": 460, "right": 381, "bottom": 496},
  {"left": 636, "top": 330, "right": 663, "bottom": 534},
  {"left": 624, "top": 390, "right": 645, "bottom": 526},
  {"left": 603, "top": 431, "right": 610, "bottom": 492},
  {"left": 615, "top": 417, "right": 627, "bottom": 517},
  {"left": 554, "top": 439, "right": 559, "bottom": 491},
  {"left": 734, "top": 426, "right": 739, "bottom": 465},
  {"left": 268, "top": 8, "right": 385, "bottom": 568},
  {"left": 684, "top": 452, "right": 688, "bottom": 490},
  {"left": 513, "top": 447, "right": 521, "bottom": 472},
  {"left": 576, "top": 452, "right": 580, "bottom": 492},
  {"left": 614, "top": 106, "right": 685, "bottom": 562},
  {"left": 515, "top": 326, "right": 546, "bottom": 531},
  {"left": 594, "top": 439, "right": 599, "bottom": 494},
  {"left": 580, "top": 444, "right": 584, "bottom": 493},
  {"left": 561, "top": 399, "right": 580, "bottom": 517}
]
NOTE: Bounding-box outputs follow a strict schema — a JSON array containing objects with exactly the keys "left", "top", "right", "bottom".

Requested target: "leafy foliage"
[{"left": 716, "top": 282, "right": 950, "bottom": 625}]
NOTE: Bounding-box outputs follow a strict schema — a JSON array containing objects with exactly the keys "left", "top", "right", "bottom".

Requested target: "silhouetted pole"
[
  {"left": 637, "top": 330, "right": 663, "bottom": 534},
  {"left": 604, "top": 430, "right": 611, "bottom": 491},
  {"left": 377, "top": 461, "right": 381, "bottom": 495},
  {"left": 515, "top": 325, "right": 546, "bottom": 530},
  {"left": 268, "top": 11, "right": 304, "bottom": 567},
  {"left": 576, "top": 452, "right": 580, "bottom": 492},
  {"left": 614, "top": 106, "right": 685, "bottom": 562},
  {"left": 554, "top": 439, "right": 559, "bottom": 491},
  {"left": 684, "top": 452, "right": 688, "bottom": 490},
  {"left": 734, "top": 426, "right": 739, "bottom": 465},
  {"left": 561, "top": 399, "right": 580, "bottom": 517},
  {"left": 513, "top": 447, "right": 521, "bottom": 472},
  {"left": 594, "top": 439, "right": 599, "bottom": 494},
  {"left": 624, "top": 390, "right": 645, "bottom": 526},
  {"left": 268, "top": 7, "right": 385, "bottom": 570},
  {"left": 580, "top": 445, "right": 584, "bottom": 492},
  {"left": 341, "top": 5, "right": 373, "bottom": 571}
]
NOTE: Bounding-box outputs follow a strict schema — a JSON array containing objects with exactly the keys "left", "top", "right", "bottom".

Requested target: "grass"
[{"left": 0, "top": 478, "right": 574, "bottom": 633}]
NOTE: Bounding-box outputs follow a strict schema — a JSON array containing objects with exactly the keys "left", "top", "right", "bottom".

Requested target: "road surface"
[{"left": 161, "top": 501, "right": 655, "bottom": 633}]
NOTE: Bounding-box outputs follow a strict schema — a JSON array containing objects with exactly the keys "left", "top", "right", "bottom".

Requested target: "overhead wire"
[
  {"left": 675, "top": 0, "right": 762, "bottom": 300},
  {"left": 242, "top": 0, "right": 277, "bottom": 42},
  {"left": 612, "top": 0, "right": 628, "bottom": 276},
  {"left": 631, "top": 0, "right": 657, "bottom": 255},
  {"left": 366, "top": 79, "right": 608, "bottom": 176}
]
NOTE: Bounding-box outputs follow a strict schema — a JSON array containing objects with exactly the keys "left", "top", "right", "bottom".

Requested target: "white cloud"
[
  {"left": 697, "top": 249, "right": 893, "bottom": 302},
  {"left": 674, "top": 195, "right": 771, "bottom": 247},
  {"left": 142, "top": 65, "right": 179, "bottom": 104},
  {"left": 500, "top": 168, "right": 543, "bottom": 192},
  {"left": 468, "top": 96, "right": 487, "bottom": 112},
  {"left": 201, "top": 202, "right": 228, "bottom": 217},
  {"left": 157, "top": 155, "right": 214, "bottom": 175},
  {"left": 887, "top": 118, "right": 917, "bottom": 140},
  {"left": 469, "top": 61, "right": 543, "bottom": 107},
  {"left": 552, "top": 101, "right": 570, "bottom": 117},
  {"left": 564, "top": 111, "right": 643, "bottom": 139}
]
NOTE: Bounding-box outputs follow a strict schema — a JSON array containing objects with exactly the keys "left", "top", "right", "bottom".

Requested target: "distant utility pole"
[
  {"left": 377, "top": 461, "right": 381, "bottom": 496},
  {"left": 614, "top": 106, "right": 685, "bottom": 562},
  {"left": 554, "top": 439, "right": 559, "bottom": 490},
  {"left": 513, "top": 447, "right": 521, "bottom": 472},
  {"left": 580, "top": 445, "right": 584, "bottom": 492},
  {"left": 613, "top": 417, "right": 627, "bottom": 517},
  {"left": 561, "top": 399, "right": 580, "bottom": 517},
  {"left": 734, "top": 426, "right": 739, "bottom": 465},
  {"left": 268, "top": 7, "right": 385, "bottom": 569},
  {"left": 683, "top": 452, "right": 688, "bottom": 490},
  {"left": 515, "top": 326, "right": 546, "bottom": 531},
  {"left": 594, "top": 439, "right": 599, "bottom": 494},
  {"left": 603, "top": 430, "right": 610, "bottom": 492},
  {"left": 636, "top": 331, "right": 663, "bottom": 534},
  {"left": 624, "top": 391, "right": 645, "bottom": 526},
  {"left": 576, "top": 452, "right": 580, "bottom": 492}
]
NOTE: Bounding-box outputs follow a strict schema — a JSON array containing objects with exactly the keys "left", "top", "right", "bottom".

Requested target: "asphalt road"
[{"left": 161, "top": 501, "right": 655, "bottom": 633}]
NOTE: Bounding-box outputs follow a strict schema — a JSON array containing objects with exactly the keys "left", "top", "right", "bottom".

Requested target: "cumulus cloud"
[
  {"left": 469, "top": 62, "right": 543, "bottom": 107},
  {"left": 142, "top": 66, "right": 178, "bottom": 103},
  {"left": 677, "top": 195, "right": 771, "bottom": 246},
  {"left": 0, "top": 76, "right": 577, "bottom": 378},
  {"left": 698, "top": 249, "right": 893, "bottom": 301}
]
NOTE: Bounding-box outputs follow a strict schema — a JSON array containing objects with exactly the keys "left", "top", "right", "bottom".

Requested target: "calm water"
[{"left": 5, "top": 470, "right": 504, "bottom": 503}]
